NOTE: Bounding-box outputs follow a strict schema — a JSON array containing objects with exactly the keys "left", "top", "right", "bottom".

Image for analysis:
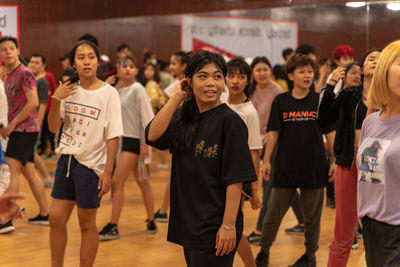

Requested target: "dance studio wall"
[{"left": 0, "top": 0, "right": 398, "bottom": 78}]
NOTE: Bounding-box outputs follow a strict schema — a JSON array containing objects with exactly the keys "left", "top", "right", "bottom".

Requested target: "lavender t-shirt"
[{"left": 357, "top": 111, "right": 400, "bottom": 225}]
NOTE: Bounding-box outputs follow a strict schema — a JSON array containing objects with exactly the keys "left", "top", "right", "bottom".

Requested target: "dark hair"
[
  {"left": 31, "top": 53, "right": 47, "bottom": 65},
  {"left": 144, "top": 63, "right": 160, "bottom": 83},
  {"left": 0, "top": 36, "right": 18, "bottom": 48},
  {"left": 249, "top": 56, "right": 272, "bottom": 96},
  {"left": 116, "top": 55, "right": 137, "bottom": 67},
  {"left": 282, "top": 48, "right": 294, "bottom": 60},
  {"left": 117, "top": 43, "right": 131, "bottom": 53},
  {"left": 360, "top": 49, "right": 382, "bottom": 68},
  {"left": 69, "top": 41, "right": 100, "bottom": 83},
  {"left": 170, "top": 50, "right": 227, "bottom": 153},
  {"left": 70, "top": 40, "right": 100, "bottom": 66},
  {"left": 272, "top": 64, "right": 286, "bottom": 80},
  {"left": 345, "top": 62, "right": 361, "bottom": 76},
  {"left": 60, "top": 68, "right": 75, "bottom": 82},
  {"left": 360, "top": 49, "right": 382, "bottom": 84},
  {"left": 227, "top": 57, "right": 251, "bottom": 97},
  {"left": 77, "top": 34, "right": 98, "bottom": 47},
  {"left": 343, "top": 62, "right": 362, "bottom": 92},
  {"left": 172, "top": 51, "right": 190, "bottom": 65},
  {"left": 285, "top": 54, "right": 314, "bottom": 74},
  {"left": 296, "top": 44, "right": 316, "bottom": 56},
  {"left": 143, "top": 51, "right": 155, "bottom": 63}
]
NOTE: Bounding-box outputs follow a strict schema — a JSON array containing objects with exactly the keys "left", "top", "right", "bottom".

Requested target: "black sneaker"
[
  {"left": 28, "top": 214, "right": 49, "bottom": 226},
  {"left": 289, "top": 254, "right": 316, "bottom": 267},
  {"left": 99, "top": 223, "right": 119, "bottom": 241},
  {"left": 255, "top": 251, "right": 269, "bottom": 267},
  {"left": 146, "top": 219, "right": 157, "bottom": 234},
  {"left": 0, "top": 221, "right": 15, "bottom": 234},
  {"left": 247, "top": 231, "right": 262, "bottom": 245},
  {"left": 352, "top": 236, "right": 358, "bottom": 249},
  {"left": 285, "top": 224, "right": 305, "bottom": 235},
  {"left": 154, "top": 209, "right": 168, "bottom": 223}
]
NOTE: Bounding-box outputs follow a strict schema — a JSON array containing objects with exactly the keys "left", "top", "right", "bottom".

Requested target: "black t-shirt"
[
  {"left": 267, "top": 91, "right": 330, "bottom": 188},
  {"left": 146, "top": 103, "right": 256, "bottom": 251}
]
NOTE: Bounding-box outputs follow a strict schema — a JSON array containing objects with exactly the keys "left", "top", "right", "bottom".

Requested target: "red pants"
[{"left": 328, "top": 161, "right": 358, "bottom": 267}]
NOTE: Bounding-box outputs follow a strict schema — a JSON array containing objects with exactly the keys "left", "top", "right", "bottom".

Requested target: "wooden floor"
[{"left": 0, "top": 151, "right": 366, "bottom": 267}]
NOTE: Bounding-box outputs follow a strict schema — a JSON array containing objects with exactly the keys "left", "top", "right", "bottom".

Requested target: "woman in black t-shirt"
[{"left": 146, "top": 51, "right": 256, "bottom": 267}]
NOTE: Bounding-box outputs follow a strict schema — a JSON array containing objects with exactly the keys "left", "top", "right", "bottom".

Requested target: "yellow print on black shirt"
[{"left": 195, "top": 140, "right": 218, "bottom": 159}]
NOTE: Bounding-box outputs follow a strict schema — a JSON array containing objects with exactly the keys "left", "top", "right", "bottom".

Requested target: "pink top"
[
  {"left": 5, "top": 64, "right": 39, "bottom": 133},
  {"left": 250, "top": 82, "right": 283, "bottom": 145}
]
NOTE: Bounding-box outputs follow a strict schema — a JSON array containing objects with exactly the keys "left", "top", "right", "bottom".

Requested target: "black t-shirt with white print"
[
  {"left": 267, "top": 91, "right": 330, "bottom": 188},
  {"left": 146, "top": 103, "right": 257, "bottom": 251}
]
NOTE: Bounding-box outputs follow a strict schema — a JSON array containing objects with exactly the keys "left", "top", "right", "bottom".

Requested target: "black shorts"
[
  {"left": 5, "top": 131, "right": 38, "bottom": 165},
  {"left": 121, "top": 137, "right": 140, "bottom": 155},
  {"left": 51, "top": 155, "right": 101, "bottom": 209}
]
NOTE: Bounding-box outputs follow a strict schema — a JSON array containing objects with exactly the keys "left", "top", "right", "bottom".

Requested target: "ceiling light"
[
  {"left": 346, "top": 2, "right": 366, "bottom": 7},
  {"left": 387, "top": 3, "right": 400, "bottom": 10}
]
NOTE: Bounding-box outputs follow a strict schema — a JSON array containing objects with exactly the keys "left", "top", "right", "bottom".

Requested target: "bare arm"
[
  {"left": 249, "top": 149, "right": 262, "bottom": 210},
  {"left": 215, "top": 182, "right": 243, "bottom": 256},
  {"left": 260, "top": 131, "right": 279, "bottom": 180},
  {"left": 98, "top": 136, "right": 119, "bottom": 197},
  {"left": 4, "top": 90, "right": 38, "bottom": 136},
  {"left": 147, "top": 79, "right": 189, "bottom": 142}
]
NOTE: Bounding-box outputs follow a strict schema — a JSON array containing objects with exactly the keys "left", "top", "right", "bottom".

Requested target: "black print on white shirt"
[
  {"left": 358, "top": 138, "right": 390, "bottom": 185},
  {"left": 59, "top": 101, "right": 101, "bottom": 149}
]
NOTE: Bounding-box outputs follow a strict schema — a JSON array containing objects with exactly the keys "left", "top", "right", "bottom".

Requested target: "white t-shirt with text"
[{"left": 57, "top": 83, "right": 123, "bottom": 176}]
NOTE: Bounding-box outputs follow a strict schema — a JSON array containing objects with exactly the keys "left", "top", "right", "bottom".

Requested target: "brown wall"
[{"left": 0, "top": 0, "right": 398, "bottom": 78}]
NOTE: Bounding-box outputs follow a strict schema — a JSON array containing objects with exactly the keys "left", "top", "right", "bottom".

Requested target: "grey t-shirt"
[
  {"left": 37, "top": 77, "right": 49, "bottom": 104},
  {"left": 357, "top": 111, "right": 400, "bottom": 225}
]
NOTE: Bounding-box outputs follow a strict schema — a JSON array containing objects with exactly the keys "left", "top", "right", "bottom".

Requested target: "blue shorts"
[{"left": 51, "top": 155, "right": 101, "bottom": 209}]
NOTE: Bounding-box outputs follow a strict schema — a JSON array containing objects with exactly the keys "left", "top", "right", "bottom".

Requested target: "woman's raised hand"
[{"left": 53, "top": 80, "right": 78, "bottom": 101}]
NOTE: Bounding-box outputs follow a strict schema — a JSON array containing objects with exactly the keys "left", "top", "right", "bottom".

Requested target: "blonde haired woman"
[{"left": 357, "top": 40, "right": 400, "bottom": 267}]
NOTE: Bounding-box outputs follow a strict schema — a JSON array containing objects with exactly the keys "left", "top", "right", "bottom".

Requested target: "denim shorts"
[{"left": 51, "top": 155, "right": 101, "bottom": 209}]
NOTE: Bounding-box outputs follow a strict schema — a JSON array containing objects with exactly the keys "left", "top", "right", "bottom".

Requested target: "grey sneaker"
[
  {"left": 247, "top": 231, "right": 262, "bottom": 245},
  {"left": 285, "top": 224, "right": 305, "bottom": 235},
  {"left": 99, "top": 223, "right": 119, "bottom": 241}
]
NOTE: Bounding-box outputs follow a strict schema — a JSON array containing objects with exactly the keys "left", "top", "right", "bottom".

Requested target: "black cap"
[{"left": 59, "top": 52, "right": 70, "bottom": 61}]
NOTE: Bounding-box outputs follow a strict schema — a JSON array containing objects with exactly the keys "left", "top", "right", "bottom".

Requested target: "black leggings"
[{"left": 183, "top": 247, "right": 235, "bottom": 267}]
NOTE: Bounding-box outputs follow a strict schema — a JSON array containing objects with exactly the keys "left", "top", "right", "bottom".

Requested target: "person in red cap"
[{"left": 329, "top": 45, "right": 355, "bottom": 94}]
